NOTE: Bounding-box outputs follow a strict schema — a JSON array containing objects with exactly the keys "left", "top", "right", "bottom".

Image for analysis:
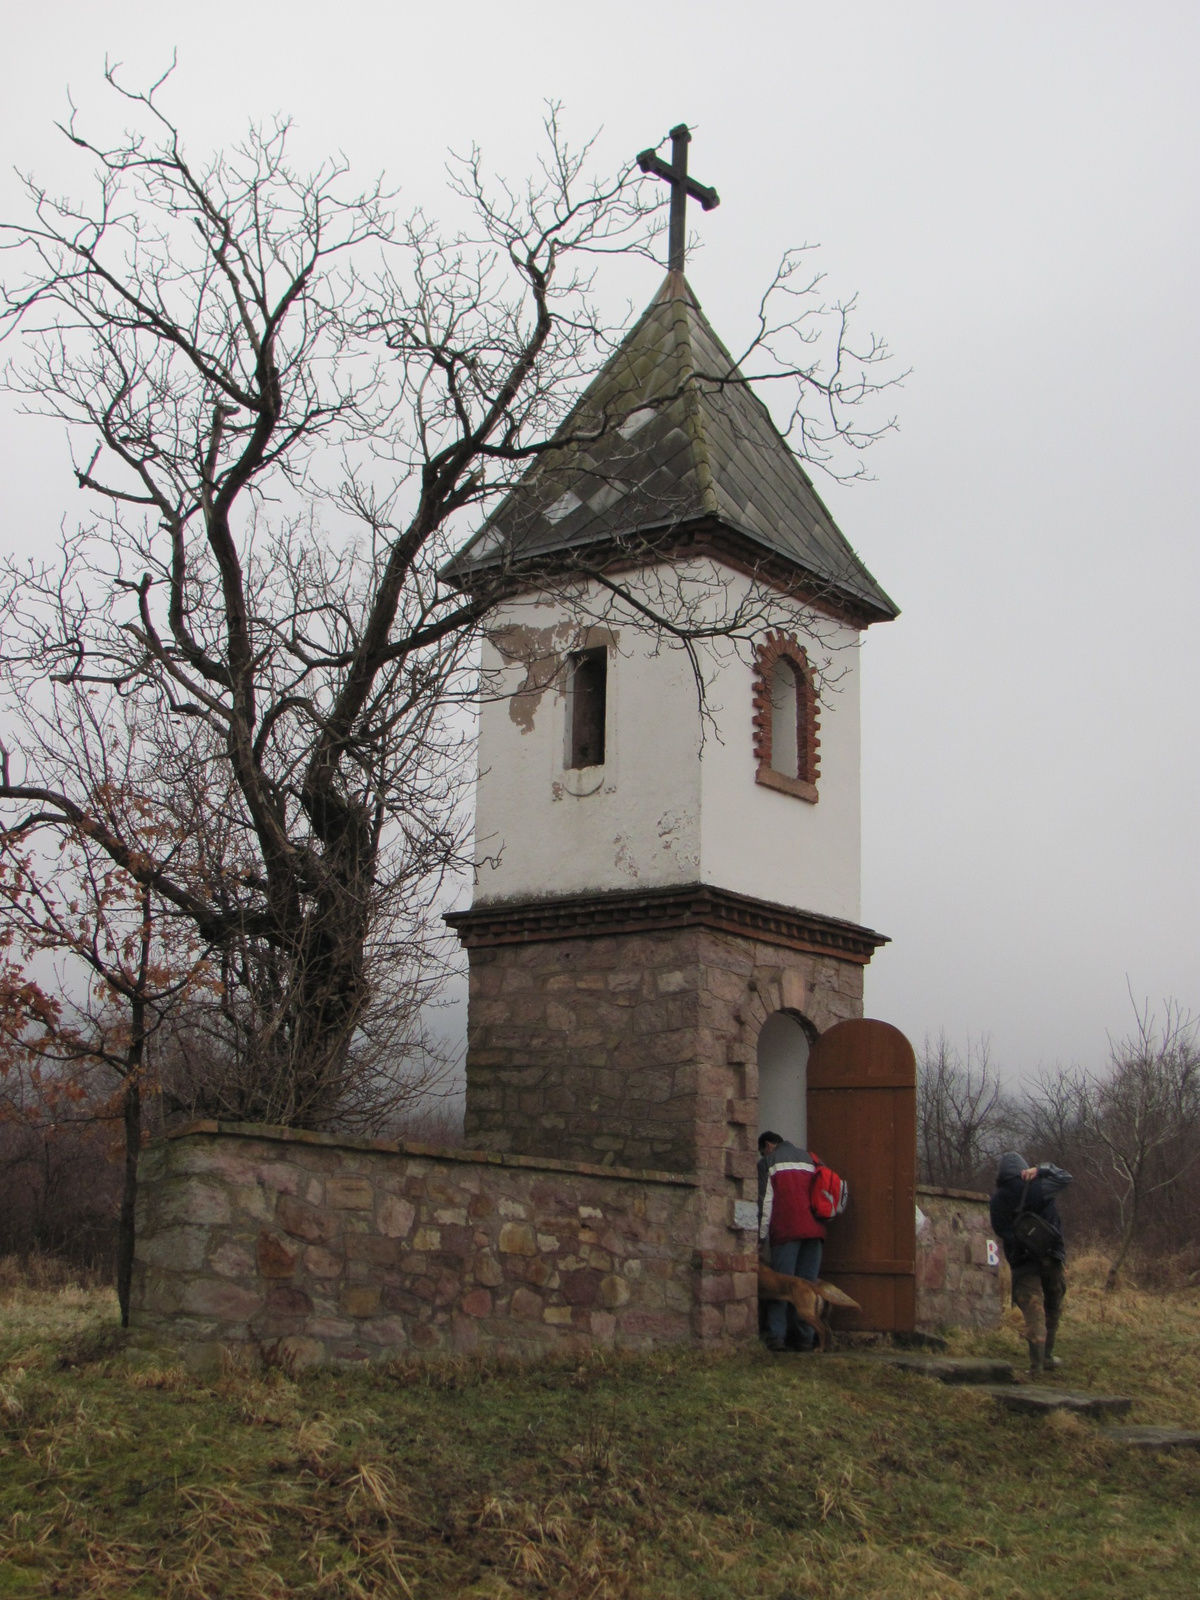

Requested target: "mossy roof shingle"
[{"left": 446, "top": 273, "right": 897, "bottom": 621}]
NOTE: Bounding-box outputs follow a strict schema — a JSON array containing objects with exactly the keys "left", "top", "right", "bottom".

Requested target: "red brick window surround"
[{"left": 752, "top": 633, "right": 820, "bottom": 803}]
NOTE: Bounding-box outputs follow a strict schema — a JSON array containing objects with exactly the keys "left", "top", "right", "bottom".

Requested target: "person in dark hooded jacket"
[{"left": 990, "top": 1151, "right": 1073, "bottom": 1373}]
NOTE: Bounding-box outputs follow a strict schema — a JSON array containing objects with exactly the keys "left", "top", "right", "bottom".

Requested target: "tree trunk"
[
  {"left": 1104, "top": 1194, "right": 1139, "bottom": 1292},
  {"left": 117, "top": 892, "right": 152, "bottom": 1328},
  {"left": 116, "top": 1068, "right": 141, "bottom": 1327}
]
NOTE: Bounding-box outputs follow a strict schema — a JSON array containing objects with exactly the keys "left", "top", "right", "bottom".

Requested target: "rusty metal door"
[{"left": 806, "top": 1018, "right": 917, "bottom": 1334}]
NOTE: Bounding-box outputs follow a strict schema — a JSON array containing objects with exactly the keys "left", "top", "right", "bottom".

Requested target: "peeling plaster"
[
  {"left": 613, "top": 835, "right": 640, "bottom": 880},
  {"left": 492, "top": 622, "right": 574, "bottom": 735},
  {"left": 657, "top": 808, "right": 700, "bottom": 871},
  {"left": 491, "top": 623, "right": 618, "bottom": 735}
]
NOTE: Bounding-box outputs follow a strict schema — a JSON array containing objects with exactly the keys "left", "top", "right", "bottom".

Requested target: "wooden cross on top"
[{"left": 636, "top": 124, "right": 720, "bottom": 273}]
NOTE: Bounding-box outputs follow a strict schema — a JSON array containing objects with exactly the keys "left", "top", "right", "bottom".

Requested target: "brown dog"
[{"left": 757, "top": 1262, "right": 861, "bottom": 1353}]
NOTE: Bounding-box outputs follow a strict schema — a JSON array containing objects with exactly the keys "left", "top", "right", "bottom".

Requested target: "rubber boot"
[
  {"left": 1027, "top": 1340, "right": 1045, "bottom": 1375},
  {"left": 1043, "top": 1322, "right": 1062, "bottom": 1371}
]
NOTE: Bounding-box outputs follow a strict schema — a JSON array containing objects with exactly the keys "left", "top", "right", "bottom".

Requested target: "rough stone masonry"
[
  {"left": 915, "top": 1185, "right": 1003, "bottom": 1334},
  {"left": 129, "top": 1125, "right": 998, "bottom": 1369},
  {"left": 130, "top": 1122, "right": 732, "bottom": 1370},
  {"left": 453, "top": 909, "right": 869, "bottom": 1177}
]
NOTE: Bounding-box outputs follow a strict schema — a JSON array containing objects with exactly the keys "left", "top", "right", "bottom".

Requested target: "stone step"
[
  {"left": 850, "top": 1352, "right": 1018, "bottom": 1385},
  {"left": 978, "top": 1384, "right": 1133, "bottom": 1419},
  {"left": 1101, "top": 1426, "right": 1200, "bottom": 1452}
]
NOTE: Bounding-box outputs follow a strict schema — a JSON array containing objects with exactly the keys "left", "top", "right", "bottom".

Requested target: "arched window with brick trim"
[{"left": 752, "top": 634, "right": 820, "bottom": 802}]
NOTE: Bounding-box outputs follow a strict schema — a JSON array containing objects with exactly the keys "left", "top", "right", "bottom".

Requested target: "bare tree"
[
  {"left": 1077, "top": 1001, "right": 1200, "bottom": 1291},
  {"left": 0, "top": 73, "right": 899, "bottom": 1124},
  {"left": 0, "top": 1073, "right": 119, "bottom": 1271},
  {"left": 917, "top": 1032, "right": 1011, "bottom": 1190},
  {"left": 0, "top": 838, "right": 200, "bottom": 1321},
  {"left": 1014, "top": 1064, "right": 1089, "bottom": 1168}
]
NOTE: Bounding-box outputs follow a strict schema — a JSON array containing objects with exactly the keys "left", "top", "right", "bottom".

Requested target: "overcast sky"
[{"left": 2, "top": 1, "right": 1196, "bottom": 1081}]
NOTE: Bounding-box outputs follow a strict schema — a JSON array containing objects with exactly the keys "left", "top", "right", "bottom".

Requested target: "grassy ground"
[{"left": 1, "top": 1253, "right": 1197, "bottom": 1599}]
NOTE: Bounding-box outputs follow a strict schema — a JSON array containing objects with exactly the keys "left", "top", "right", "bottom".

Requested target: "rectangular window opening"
[
  {"left": 568, "top": 647, "right": 607, "bottom": 769},
  {"left": 770, "top": 658, "right": 800, "bottom": 780}
]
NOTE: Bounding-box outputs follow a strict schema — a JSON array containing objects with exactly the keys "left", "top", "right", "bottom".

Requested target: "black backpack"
[{"left": 1012, "top": 1181, "right": 1063, "bottom": 1262}]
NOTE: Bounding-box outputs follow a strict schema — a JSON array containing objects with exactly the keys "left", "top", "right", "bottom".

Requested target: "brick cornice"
[
  {"left": 450, "top": 516, "right": 895, "bottom": 631},
  {"left": 446, "top": 883, "right": 889, "bottom": 964}
]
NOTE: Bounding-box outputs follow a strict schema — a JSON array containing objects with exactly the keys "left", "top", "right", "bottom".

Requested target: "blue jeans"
[{"left": 767, "top": 1238, "right": 823, "bottom": 1348}]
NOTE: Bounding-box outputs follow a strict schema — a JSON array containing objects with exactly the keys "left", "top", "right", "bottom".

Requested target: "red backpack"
[{"left": 809, "top": 1152, "right": 850, "bottom": 1220}]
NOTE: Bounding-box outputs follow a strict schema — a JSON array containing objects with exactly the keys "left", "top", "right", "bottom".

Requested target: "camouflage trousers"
[{"left": 1011, "top": 1259, "right": 1066, "bottom": 1343}]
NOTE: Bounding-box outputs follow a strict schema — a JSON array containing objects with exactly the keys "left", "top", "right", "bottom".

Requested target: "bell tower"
[{"left": 445, "top": 132, "right": 897, "bottom": 1250}]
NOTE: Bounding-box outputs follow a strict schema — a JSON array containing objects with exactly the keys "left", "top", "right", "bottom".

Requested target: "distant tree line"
[
  {"left": 0, "top": 1041, "right": 463, "bottom": 1280},
  {"left": 917, "top": 1002, "right": 1200, "bottom": 1289},
  {"left": 5, "top": 995, "right": 1195, "bottom": 1295}
]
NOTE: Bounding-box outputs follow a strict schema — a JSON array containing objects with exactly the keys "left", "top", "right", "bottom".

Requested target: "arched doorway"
[{"left": 757, "top": 1011, "right": 810, "bottom": 1149}]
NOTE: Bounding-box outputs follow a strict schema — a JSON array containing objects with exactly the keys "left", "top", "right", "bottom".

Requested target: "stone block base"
[{"left": 455, "top": 905, "right": 869, "bottom": 1178}]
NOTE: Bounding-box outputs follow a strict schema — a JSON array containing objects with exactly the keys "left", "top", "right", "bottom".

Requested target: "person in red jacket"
[{"left": 758, "top": 1131, "right": 826, "bottom": 1352}]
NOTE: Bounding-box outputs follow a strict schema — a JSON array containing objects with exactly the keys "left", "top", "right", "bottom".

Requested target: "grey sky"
[{"left": 1, "top": 1, "right": 1196, "bottom": 1080}]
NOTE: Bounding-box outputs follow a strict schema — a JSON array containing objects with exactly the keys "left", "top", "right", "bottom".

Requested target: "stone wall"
[
  {"left": 130, "top": 1131, "right": 999, "bottom": 1364},
  {"left": 914, "top": 1185, "right": 1003, "bottom": 1332},
  {"left": 131, "top": 1122, "right": 755, "bottom": 1370}
]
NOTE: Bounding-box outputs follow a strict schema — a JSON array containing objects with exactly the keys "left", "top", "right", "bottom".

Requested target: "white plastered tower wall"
[
  {"left": 471, "top": 563, "right": 862, "bottom": 924},
  {"left": 472, "top": 585, "right": 703, "bottom": 904},
  {"left": 697, "top": 588, "right": 862, "bottom": 923}
]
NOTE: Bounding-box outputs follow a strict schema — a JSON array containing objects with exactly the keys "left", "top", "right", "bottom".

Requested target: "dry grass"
[
  {"left": 948, "top": 1249, "right": 1200, "bottom": 1428},
  {"left": 0, "top": 1253, "right": 119, "bottom": 1361},
  {"left": 1, "top": 1256, "right": 1198, "bottom": 1598}
]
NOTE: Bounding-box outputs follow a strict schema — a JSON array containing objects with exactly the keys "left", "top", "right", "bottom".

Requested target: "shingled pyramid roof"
[{"left": 445, "top": 273, "right": 897, "bottom": 623}]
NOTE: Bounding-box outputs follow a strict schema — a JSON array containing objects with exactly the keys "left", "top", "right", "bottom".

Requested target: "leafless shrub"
[
  {"left": 925, "top": 1001, "right": 1200, "bottom": 1285},
  {"left": 1078, "top": 1001, "right": 1200, "bottom": 1289},
  {"left": 0, "top": 1086, "right": 119, "bottom": 1274},
  {"left": 1013, "top": 1064, "right": 1089, "bottom": 1166}
]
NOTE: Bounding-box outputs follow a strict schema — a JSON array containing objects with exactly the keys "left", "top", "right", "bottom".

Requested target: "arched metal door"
[{"left": 806, "top": 1018, "right": 917, "bottom": 1334}]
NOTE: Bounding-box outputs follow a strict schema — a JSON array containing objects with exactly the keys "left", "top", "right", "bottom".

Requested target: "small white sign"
[
  {"left": 732, "top": 1199, "right": 759, "bottom": 1232},
  {"left": 986, "top": 1238, "right": 1001, "bottom": 1268}
]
